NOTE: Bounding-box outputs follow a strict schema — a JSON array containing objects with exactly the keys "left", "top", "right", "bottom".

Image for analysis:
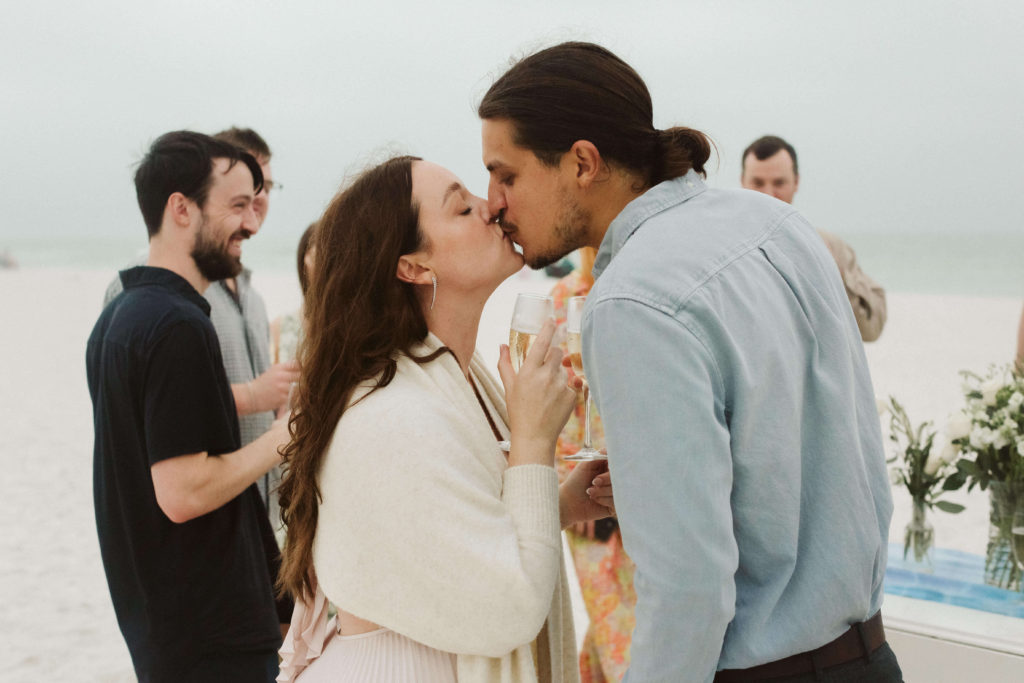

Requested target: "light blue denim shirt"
[{"left": 583, "top": 171, "right": 892, "bottom": 682}]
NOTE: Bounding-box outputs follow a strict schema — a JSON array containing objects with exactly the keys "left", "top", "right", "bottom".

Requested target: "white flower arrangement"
[
  {"left": 881, "top": 397, "right": 964, "bottom": 562},
  {"left": 882, "top": 397, "right": 964, "bottom": 511},
  {"left": 946, "top": 364, "right": 1024, "bottom": 490}
]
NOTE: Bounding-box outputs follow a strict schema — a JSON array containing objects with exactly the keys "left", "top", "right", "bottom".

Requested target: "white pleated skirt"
[{"left": 295, "top": 627, "right": 458, "bottom": 682}]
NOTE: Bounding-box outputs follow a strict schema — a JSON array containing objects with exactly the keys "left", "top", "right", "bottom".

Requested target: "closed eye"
[{"left": 459, "top": 206, "right": 472, "bottom": 216}]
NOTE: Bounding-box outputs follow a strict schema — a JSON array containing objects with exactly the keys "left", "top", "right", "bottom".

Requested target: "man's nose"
[
  {"left": 243, "top": 204, "right": 260, "bottom": 234},
  {"left": 487, "top": 182, "right": 507, "bottom": 218}
]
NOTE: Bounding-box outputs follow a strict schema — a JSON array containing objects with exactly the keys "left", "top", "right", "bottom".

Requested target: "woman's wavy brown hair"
[{"left": 277, "top": 155, "right": 443, "bottom": 601}]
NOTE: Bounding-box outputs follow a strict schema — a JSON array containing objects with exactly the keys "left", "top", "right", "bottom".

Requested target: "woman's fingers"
[
  {"left": 523, "top": 318, "right": 557, "bottom": 368},
  {"left": 587, "top": 468, "right": 615, "bottom": 515},
  {"left": 496, "top": 343, "right": 514, "bottom": 393}
]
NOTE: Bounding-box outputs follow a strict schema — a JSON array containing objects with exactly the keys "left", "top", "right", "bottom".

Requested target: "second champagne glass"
[
  {"left": 563, "top": 296, "right": 605, "bottom": 461},
  {"left": 499, "top": 293, "right": 555, "bottom": 452}
]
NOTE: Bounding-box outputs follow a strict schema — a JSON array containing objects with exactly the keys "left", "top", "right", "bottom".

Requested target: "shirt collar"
[
  {"left": 593, "top": 169, "right": 707, "bottom": 279},
  {"left": 120, "top": 266, "right": 212, "bottom": 316}
]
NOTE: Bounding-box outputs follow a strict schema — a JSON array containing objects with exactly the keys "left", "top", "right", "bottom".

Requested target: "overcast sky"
[{"left": 2, "top": 0, "right": 1022, "bottom": 247}]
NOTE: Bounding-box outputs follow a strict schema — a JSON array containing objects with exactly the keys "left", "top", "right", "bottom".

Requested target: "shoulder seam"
[{"left": 585, "top": 296, "right": 727, "bottom": 410}]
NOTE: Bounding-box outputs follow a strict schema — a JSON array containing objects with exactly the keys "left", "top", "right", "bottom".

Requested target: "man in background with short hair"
[
  {"left": 105, "top": 126, "right": 296, "bottom": 533},
  {"left": 741, "top": 135, "right": 887, "bottom": 342},
  {"left": 88, "top": 131, "right": 289, "bottom": 681}
]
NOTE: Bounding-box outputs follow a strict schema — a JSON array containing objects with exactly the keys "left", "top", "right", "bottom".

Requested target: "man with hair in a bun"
[{"left": 479, "top": 42, "right": 900, "bottom": 682}]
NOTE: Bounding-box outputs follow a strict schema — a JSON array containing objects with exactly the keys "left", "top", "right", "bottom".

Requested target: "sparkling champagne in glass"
[
  {"left": 563, "top": 296, "right": 605, "bottom": 461},
  {"left": 508, "top": 293, "right": 554, "bottom": 371},
  {"left": 499, "top": 293, "right": 555, "bottom": 451}
]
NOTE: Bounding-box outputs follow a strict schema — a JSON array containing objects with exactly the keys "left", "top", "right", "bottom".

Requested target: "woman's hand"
[
  {"left": 498, "top": 319, "right": 578, "bottom": 467},
  {"left": 559, "top": 458, "right": 615, "bottom": 528},
  {"left": 587, "top": 469, "right": 615, "bottom": 517}
]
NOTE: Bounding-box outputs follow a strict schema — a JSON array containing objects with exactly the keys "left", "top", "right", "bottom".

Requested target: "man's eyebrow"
[
  {"left": 485, "top": 161, "right": 505, "bottom": 173},
  {"left": 229, "top": 194, "right": 252, "bottom": 204},
  {"left": 442, "top": 182, "right": 462, "bottom": 207}
]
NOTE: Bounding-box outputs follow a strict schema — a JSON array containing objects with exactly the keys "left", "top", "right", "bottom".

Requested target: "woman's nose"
[{"left": 473, "top": 195, "right": 497, "bottom": 223}]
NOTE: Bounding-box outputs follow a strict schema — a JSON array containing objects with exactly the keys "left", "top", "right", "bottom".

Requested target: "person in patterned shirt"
[{"left": 551, "top": 247, "right": 636, "bottom": 682}]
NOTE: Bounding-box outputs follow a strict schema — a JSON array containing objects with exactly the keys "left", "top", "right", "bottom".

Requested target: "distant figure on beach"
[
  {"left": 741, "top": 135, "right": 887, "bottom": 342},
  {"left": 86, "top": 131, "right": 292, "bottom": 682},
  {"left": 270, "top": 222, "right": 317, "bottom": 365},
  {"left": 275, "top": 156, "right": 613, "bottom": 682},
  {"left": 479, "top": 42, "right": 900, "bottom": 681},
  {"left": 104, "top": 127, "right": 298, "bottom": 535},
  {"left": 0, "top": 248, "right": 16, "bottom": 269}
]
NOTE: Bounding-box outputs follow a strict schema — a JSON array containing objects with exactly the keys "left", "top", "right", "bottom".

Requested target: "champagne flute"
[
  {"left": 563, "top": 296, "right": 606, "bottom": 461},
  {"left": 509, "top": 293, "right": 554, "bottom": 371},
  {"left": 499, "top": 293, "right": 555, "bottom": 452}
]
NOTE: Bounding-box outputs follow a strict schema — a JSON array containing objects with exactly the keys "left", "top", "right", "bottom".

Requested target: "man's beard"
[
  {"left": 521, "top": 193, "right": 590, "bottom": 270},
  {"left": 191, "top": 216, "right": 245, "bottom": 282}
]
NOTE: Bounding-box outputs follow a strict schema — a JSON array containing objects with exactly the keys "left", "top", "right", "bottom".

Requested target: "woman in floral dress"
[{"left": 550, "top": 248, "right": 637, "bottom": 682}]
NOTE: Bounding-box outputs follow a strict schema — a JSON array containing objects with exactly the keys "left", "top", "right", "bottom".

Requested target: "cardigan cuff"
[{"left": 502, "top": 464, "right": 561, "bottom": 542}]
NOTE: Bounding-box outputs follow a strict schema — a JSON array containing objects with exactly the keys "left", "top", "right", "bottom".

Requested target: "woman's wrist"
[
  {"left": 558, "top": 484, "right": 579, "bottom": 529},
  {"left": 506, "top": 435, "right": 557, "bottom": 468}
]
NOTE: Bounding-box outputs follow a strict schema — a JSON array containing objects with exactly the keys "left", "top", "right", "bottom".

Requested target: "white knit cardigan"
[{"left": 311, "top": 334, "right": 578, "bottom": 683}]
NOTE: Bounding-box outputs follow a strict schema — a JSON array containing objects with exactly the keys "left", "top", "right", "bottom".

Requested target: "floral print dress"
[{"left": 551, "top": 270, "right": 637, "bottom": 682}]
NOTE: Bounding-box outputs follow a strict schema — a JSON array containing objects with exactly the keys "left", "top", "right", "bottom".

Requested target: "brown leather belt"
[{"left": 714, "top": 611, "right": 886, "bottom": 682}]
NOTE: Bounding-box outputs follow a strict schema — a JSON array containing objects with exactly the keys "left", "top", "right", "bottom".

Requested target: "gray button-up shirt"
[
  {"left": 583, "top": 171, "right": 892, "bottom": 682},
  {"left": 205, "top": 272, "right": 273, "bottom": 446},
  {"left": 202, "top": 273, "right": 280, "bottom": 532}
]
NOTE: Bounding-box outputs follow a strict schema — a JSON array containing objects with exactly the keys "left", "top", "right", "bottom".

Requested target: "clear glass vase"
[
  {"left": 984, "top": 481, "right": 1023, "bottom": 592},
  {"left": 903, "top": 498, "right": 934, "bottom": 571}
]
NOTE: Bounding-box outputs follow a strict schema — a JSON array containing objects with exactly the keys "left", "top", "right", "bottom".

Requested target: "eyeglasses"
[{"left": 262, "top": 179, "right": 284, "bottom": 193}]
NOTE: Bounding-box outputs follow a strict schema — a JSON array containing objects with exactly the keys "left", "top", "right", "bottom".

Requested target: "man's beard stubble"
[
  {"left": 522, "top": 193, "right": 591, "bottom": 270},
  {"left": 191, "top": 216, "right": 245, "bottom": 282}
]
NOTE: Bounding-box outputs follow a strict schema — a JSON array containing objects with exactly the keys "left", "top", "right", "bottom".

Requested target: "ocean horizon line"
[{"left": 3, "top": 231, "right": 1022, "bottom": 299}]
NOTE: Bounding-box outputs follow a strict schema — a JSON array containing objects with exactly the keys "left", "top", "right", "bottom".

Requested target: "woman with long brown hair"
[{"left": 276, "top": 156, "right": 612, "bottom": 683}]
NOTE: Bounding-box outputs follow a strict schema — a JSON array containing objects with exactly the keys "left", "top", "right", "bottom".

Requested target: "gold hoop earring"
[{"left": 429, "top": 274, "right": 437, "bottom": 311}]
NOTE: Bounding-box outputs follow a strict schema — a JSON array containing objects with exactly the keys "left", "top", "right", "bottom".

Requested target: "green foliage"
[{"left": 885, "top": 396, "right": 962, "bottom": 515}]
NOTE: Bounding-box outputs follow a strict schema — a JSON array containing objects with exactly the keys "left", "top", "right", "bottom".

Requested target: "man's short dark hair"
[
  {"left": 134, "top": 131, "right": 263, "bottom": 238},
  {"left": 742, "top": 135, "right": 799, "bottom": 175},
  {"left": 213, "top": 127, "right": 272, "bottom": 161}
]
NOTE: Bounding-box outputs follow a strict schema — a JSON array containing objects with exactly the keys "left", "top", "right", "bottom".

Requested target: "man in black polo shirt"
[{"left": 87, "top": 131, "right": 291, "bottom": 682}]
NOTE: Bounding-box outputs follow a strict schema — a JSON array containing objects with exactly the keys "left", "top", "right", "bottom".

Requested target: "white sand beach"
[{"left": 1, "top": 266, "right": 1019, "bottom": 681}]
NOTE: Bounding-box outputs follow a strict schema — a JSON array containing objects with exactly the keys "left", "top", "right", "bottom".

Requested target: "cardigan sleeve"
[{"left": 312, "top": 385, "right": 562, "bottom": 658}]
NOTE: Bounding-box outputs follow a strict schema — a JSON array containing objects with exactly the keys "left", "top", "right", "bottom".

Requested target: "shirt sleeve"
[
  {"left": 143, "top": 320, "right": 238, "bottom": 464},
  {"left": 584, "top": 297, "right": 737, "bottom": 683},
  {"left": 817, "top": 230, "right": 887, "bottom": 342}
]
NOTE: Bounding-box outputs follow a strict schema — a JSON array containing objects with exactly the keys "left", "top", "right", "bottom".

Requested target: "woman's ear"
[{"left": 396, "top": 254, "right": 432, "bottom": 285}]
